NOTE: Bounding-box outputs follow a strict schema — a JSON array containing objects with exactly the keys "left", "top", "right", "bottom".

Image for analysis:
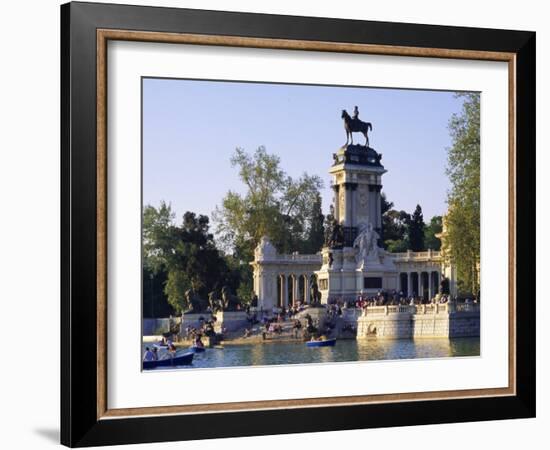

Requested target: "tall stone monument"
[{"left": 316, "top": 108, "right": 398, "bottom": 302}]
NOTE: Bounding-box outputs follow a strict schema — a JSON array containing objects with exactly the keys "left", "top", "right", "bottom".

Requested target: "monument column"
[
  {"left": 304, "top": 276, "right": 310, "bottom": 304},
  {"left": 344, "top": 183, "right": 352, "bottom": 226},
  {"left": 417, "top": 271, "right": 422, "bottom": 298},
  {"left": 408, "top": 272, "right": 412, "bottom": 296},
  {"left": 317, "top": 108, "right": 396, "bottom": 302},
  {"left": 333, "top": 185, "right": 340, "bottom": 222},
  {"left": 428, "top": 272, "right": 432, "bottom": 300}
]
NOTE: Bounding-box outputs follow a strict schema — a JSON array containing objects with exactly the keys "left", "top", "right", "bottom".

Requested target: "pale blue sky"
[{"left": 143, "top": 78, "right": 468, "bottom": 224}]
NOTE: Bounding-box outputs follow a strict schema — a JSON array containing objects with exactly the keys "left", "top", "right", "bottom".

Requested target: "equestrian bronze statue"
[{"left": 341, "top": 108, "right": 373, "bottom": 146}]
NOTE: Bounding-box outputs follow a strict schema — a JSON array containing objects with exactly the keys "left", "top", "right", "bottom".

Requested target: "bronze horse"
[{"left": 341, "top": 110, "right": 372, "bottom": 146}]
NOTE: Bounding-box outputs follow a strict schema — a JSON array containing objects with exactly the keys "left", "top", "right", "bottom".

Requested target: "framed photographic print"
[{"left": 61, "top": 1, "right": 536, "bottom": 447}]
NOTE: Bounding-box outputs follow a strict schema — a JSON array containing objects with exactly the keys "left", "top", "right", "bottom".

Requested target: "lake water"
[{"left": 144, "top": 337, "right": 480, "bottom": 370}]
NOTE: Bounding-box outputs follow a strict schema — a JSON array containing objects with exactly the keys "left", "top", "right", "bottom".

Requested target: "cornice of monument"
[{"left": 332, "top": 144, "right": 384, "bottom": 168}]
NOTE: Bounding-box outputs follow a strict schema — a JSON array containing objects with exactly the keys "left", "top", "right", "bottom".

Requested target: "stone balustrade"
[
  {"left": 391, "top": 249, "right": 442, "bottom": 261},
  {"left": 362, "top": 302, "right": 479, "bottom": 316},
  {"left": 270, "top": 253, "right": 322, "bottom": 263},
  {"left": 357, "top": 302, "right": 480, "bottom": 338}
]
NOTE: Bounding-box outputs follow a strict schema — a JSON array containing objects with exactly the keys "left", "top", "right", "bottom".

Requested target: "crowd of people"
[
  {"left": 144, "top": 289, "right": 480, "bottom": 360},
  {"left": 184, "top": 317, "right": 217, "bottom": 339},
  {"left": 324, "top": 290, "right": 460, "bottom": 310}
]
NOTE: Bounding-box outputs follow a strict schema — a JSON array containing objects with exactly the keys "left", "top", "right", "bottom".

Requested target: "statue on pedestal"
[
  {"left": 310, "top": 280, "right": 322, "bottom": 306},
  {"left": 353, "top": 223, "right": 381, "bottom": 265},
  {"left": 254, "top": 236, "right": 277, "bottom": 260},
  {"left": 324, "top": 204, "right": 335, "bottom": 246},
  {"left": 221, "top": 285, "right": 241, "bottom": 311},
  {"left": 208, "top": 290, "right": 224, "bottom": 313},
  {"left": 324, "top": 205, "right": 344, "bottom": 249},
  {"left": 341, "top": 106, "right": 373, "bottom": 146},
  {"left": 184, "top": 288, "right": 208, "bottom": 314}
]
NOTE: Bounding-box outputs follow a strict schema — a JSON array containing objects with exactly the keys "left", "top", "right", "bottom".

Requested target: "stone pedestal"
[
  {"left": 316, "top": 245, "right": 398, "bottom": 303},
  {"left": 214, "top": 310, "right": 249, "bottom": 333},
  {"left": 179, "top": 313, "right": 212, "bottom": 337}
]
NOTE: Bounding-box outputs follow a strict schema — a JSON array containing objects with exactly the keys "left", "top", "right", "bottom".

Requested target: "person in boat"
[
  {"left": 194, "top": 336, "right": 205, "bottom": 348},
  {"left": 143, "top": 347, "right": 155, "bottom": 362},
  {"left": 168, "top": 343, "right": 177, "bottom": 357}
]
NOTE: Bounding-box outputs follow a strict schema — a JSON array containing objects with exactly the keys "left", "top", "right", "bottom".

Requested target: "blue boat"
[
  {"left": 143, "top": 351, "right": 194, "bottom": 369},
  {"left": 306, "top": 338, "right": 336, "bottom": 348},
  {"left": 189, "top": 346, "right": 206, "bottom": 353}
]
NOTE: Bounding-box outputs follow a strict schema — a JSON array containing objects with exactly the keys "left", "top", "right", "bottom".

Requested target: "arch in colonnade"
[
  {"left": 431, "top": 271, "right": 440, "bottom": 298},
  {"left": 399, "top": 273, "right": 408, "bottom": 295},
  {"left": 421, "top": 272, "right": 430, "bottom": 301},
  {"left": 410, "top": 272, "right": 419, "bottom": 298}
]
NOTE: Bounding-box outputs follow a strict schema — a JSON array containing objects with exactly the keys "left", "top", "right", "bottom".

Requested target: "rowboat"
[
  {"left": 143, "top": 352, "right": 194, "bottom": 369},
  {"left": 306, "top": 338, "right": 336, "bottom": 348}
]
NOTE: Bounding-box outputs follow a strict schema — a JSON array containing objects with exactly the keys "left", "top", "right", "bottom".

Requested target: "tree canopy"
[
  {"left": 424, "top": 215, "right": 443, "bottom": 251},
  {"left": 381, "top": 193, "right": 410, "bottom": 252},
  {"left": 381, "top": 196, "right": 441, "bottom": 253},
  {"left": 143, "top": 203, "right": 237, "bottom": 314},
  {"left": 408, "top": 204, "right": 425, "bottom": 252},
  {"left": 213, "top": 146, "right": 325, "bottom": 259},
  {"left": 445, "top": 93, "right": 480, "bottom": 295}
]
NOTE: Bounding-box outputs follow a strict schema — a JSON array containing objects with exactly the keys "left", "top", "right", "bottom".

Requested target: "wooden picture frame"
[{"left": 61, "top": 1, "right": 535, "bottom": 447}]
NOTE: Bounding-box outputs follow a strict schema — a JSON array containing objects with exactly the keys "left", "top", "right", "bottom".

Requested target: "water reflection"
[{"left": 143, "top": 337, "right": 479, "bottom": 371}]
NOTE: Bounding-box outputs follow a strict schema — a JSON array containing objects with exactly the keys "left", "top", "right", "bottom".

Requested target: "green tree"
[
  {"left": 143, "top": 201, "right": 176, "bottom": 274},
  {"left": 143, "top": 205, "right": 235, "bottom": 314},
  {"left": 142, "top": 269, "right": 174, "bottom": 318},
  {"left": 301, "top": 191, "right": 325, "bottom": 254},
  {"left": 424, "top": 216, "right": 443, "bottom": 250},
  {"left": 385, "top": 238, "right": 409, "bottom": 253},
  {"left": 445, "top": 93, "right": 480, "bottom": 295},
  {"left": 408, "top": 204, "right": 425, "bottom": 251},
  {"left": 381, "top": 193, "right": 410, "bottom": 251},
  {"left": 213, "top": 146, "right": 324, "bottom": 258}
]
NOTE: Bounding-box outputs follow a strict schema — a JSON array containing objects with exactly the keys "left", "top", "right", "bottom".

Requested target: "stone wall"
[
  {"left": 356, "top": 308, "right": 411, "bottom": 338},
  {"left": 448, "top": 311, "right": 480, "bottom": 337},
  {"left": 356, "top": 304, "right": 479, "bottom": 339},
  {"left": 412, "top": 314, "right": 450, "bottom": 338},
  {"left": 143, "top": 318, "right": 173, "bottom": 336}
]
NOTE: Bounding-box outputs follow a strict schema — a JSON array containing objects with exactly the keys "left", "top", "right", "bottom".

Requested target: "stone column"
[
  {"left": 417, "top": 271, "right": 422, "bottom": 299},
  {"left": 408, "top": 272, "right": 412, "bottom": 296},
  {"left": 344, "top": 185, "right": 352, "bottom": 226},
  {"left": 348, "top": 186, "right": 355, "bottom": 227},
  {"left": 333, "top": 185, "right": 340, "bottom": 222},
  {"left": 378, "top": 188, "right": 383, "bottom": 229},
  {"left": 292, "top": 275, "right": 299, "bottom": 306},
  {"left": 304, "top": 276, "right": 310, "bottom": 304},
  {"left": 428, "top": 272, "right": 432, "bottom": 300},
  {"left": 277, "top": 275, "right": 282, "bottom": 307}
]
